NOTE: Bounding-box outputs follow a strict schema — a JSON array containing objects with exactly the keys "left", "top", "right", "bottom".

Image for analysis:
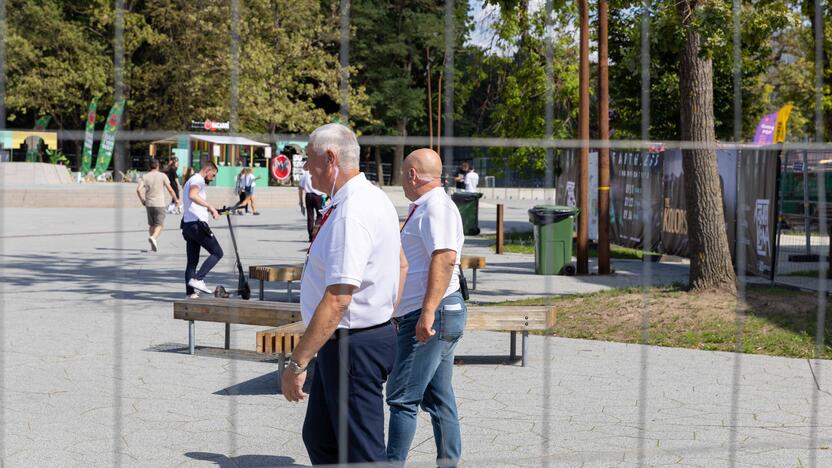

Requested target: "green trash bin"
[
  {"left": 528, "top": 205, "right": 579, "bottom": 275},
  {"left": 452, "top": 191, "right": 483, "bottom": 235}
]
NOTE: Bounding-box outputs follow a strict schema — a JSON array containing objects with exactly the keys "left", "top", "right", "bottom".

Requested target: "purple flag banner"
[{"left": 753, "top": 112, "right": 778, "bottom": 145}]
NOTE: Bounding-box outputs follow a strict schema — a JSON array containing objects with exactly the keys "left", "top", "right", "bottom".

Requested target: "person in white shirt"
[
  {"left": 386, "top": 148, "right": 466, "bottom": 467},
  {"left": 453, "top": 161, "right": 479, "bottom": 192},
  {"left": 242, "top": 169, "right": 261, "bottom": 215},
  {"left": 297, "top": 165, "right": 326, "bottom": 241},
  {"left": 281, "top": 124, "right": 407, "bottom": 465},
  {"left": 464, "top": 164, "right": 479, "bottom": 192},
  {"left": 180, "top": 161, "right": 222, "bottom": 297}
]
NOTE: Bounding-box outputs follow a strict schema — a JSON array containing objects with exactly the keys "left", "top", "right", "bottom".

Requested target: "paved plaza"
[{"left": 1, "top": 199, "right": 831, "bottom": 466}]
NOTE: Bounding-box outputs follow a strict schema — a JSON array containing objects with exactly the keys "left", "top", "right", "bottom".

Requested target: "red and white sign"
[
  {"left": 271, "top": 154, "right": 292, "bottom": 182},
  {"left": 190, "top": 120, "right": 230, "bottom": 132}
]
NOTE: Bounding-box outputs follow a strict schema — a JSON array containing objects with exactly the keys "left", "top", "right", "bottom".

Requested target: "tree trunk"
[
  {"left": 374, "top": 145, "right": 384, "bottom": 186},
  {"left": 677, "top": 0, "right": 737, "bottom": 293},
  {"left": 392, "top": 118, "right": 407, "bottom": 186}
]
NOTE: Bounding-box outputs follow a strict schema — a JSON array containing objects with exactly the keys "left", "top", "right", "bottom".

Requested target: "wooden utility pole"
[
  {"left": 578, "top": 0, "right": 590, "bottom": 274},
  {"left": 598, "top": 0, "right": 611, "bottom": 274},
  {"left": 426, "top": 48, "right": 434, "bottom": 151},
  {"left": 496, "top": 204, "right": 505, "bottom": 254}
]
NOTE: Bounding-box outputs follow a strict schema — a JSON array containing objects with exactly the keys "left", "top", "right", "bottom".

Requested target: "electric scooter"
[{"left": 215, "top": 204, "right": 252, "bottom": 299}]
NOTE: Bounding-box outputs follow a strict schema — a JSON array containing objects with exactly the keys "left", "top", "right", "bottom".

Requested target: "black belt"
[{"left": 330, "top": 320, "right": 391, "bottom": 340}]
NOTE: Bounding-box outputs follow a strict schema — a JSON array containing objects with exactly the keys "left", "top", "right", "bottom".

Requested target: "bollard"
[{"left": 496, "top": 204, "right": 505, "bottom": 254}]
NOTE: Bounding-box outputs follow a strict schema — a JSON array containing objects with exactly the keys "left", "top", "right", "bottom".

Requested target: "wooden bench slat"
[
  {"left": 173, "top": 298, "right": 302, "bottom": 327},
  {"left": 249, "top": 264, "right": 304, "bottom": 282},
  {"left": 247, "top": 305, "right": 555, "bottom": 355},
  {"left": 459, "top": 256, "right": 486, "bottom": 269},
  {"left": 249, "top": 256, "right": 485, "bottom": 286}
]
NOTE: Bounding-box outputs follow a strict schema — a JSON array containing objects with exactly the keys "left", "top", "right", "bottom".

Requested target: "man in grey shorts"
[{"left": 137, "top": 158, "right": 179, "bottom": 252}]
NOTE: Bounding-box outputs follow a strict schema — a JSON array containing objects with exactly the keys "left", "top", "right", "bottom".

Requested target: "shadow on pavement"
[
  {"left": 453, "top": 355, "right": 523, "bottom": 366},
  {"left": 184, "top": 452, "right": 304, "bottom": 467},
  {"left": 214, "top": 370, "right": 282, "bottom": 396}
]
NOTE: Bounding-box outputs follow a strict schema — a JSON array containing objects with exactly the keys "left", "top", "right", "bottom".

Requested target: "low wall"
[{"left": 0, "top": 162, "right": 74, "bottom": 185}]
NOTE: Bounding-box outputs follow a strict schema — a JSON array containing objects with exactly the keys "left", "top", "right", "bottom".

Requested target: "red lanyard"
[
  {"left": 400, "top": 204, "right": 418, "bottom": 232},
  {"left": 309, "top": 205, "right": 336, "bottom": 251}
]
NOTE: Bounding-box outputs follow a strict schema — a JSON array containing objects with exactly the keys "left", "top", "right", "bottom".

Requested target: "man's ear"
[{"left": 325, "top": 149, "right": 338, "bottom": 167}]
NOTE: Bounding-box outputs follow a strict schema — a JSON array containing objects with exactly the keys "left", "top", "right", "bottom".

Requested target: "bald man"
[{"left": 386, "top": 149, "right": 467, "bottom": 467}]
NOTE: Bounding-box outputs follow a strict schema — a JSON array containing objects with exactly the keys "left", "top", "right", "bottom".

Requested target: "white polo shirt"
[
  {"left": 464, "top": 171, "right": 479, "bottom": 192},
  {"left": 300, "top": 173, "right": 401, "bottom": 328},
  {"left": 299, "top": 170, "right": 324, "bottom": 196},
  {"left": 396, "top": 187, "right": 464, "bottom": 317},
  {"left": 182, "top": 174, "right": 209, "bottom": 223}
]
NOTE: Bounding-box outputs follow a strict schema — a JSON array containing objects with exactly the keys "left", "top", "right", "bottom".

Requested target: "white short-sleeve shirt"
[
  {"left": 396, "top": 187, "right": 465, "bottom": 317},
  {"left": 464, "top": 171, "right": 479, "bottom": 192},
  {"left": 299, "top": 170, "right": 324, "bottom": 196},
  {"left": 300, "top": 173, "right": 401, "bottom": 329},
  {"left": 182, "top": 174, "right": 209, "bottom": 223}
]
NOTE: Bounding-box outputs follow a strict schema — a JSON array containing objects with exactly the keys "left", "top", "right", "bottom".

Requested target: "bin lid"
[
  {"left": 451, "top": 191, "right": 483, "bottom": 201},
  {"left": 528, "top": 205, "right": 579, "bottom": 225}
]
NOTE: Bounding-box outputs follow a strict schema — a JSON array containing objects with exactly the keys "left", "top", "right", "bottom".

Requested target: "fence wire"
[{"left": 0, "top": 0, "right": 830, "bottom": 466}]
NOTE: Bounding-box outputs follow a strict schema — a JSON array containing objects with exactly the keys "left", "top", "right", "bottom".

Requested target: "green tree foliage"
[
  {"left": 350, "top": 0, "right": 471, "bottom": 184},
  {"left": 608, "top": 0, "right": 791, "bottom": 141},
  {"left": 5, "top": 0, "right": 111, "bottom": 129},
  {"left": 457, "top": 1, "right": 578, "bottom": 178}
]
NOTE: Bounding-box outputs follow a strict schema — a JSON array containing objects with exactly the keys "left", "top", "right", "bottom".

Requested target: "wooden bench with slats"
[
  {"left": 249, "top": 264, "right": 304, "bottom": 301},
  {"left": 248, "top": 255, "right": 488, "bottom": 300},
  {"left": 459, "top": 255, "right": 486, "bottom": 289},
  {"left": 173, "top": 298, "right": 302, "bottom": 354},
  {"left": 253, "top": 305, "right": 555, "bottom": 368}
]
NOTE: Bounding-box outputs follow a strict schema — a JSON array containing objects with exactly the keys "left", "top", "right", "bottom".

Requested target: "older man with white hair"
[{"left": 281, "top": 123, "right": 406, "bottom": 465}]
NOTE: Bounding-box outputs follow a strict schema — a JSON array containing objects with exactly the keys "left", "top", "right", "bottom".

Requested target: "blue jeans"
[{"left": 386, "top": 291, "right": 467, "bottom": 467}]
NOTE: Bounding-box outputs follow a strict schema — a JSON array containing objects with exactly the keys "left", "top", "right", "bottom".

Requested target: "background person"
[
  {"left": 280, "top": 124, "right": 404, "bottom": 465},
  {"left": 298, "top": 163, "right": 325, "bottom": 242},
  {"left": 235, "top": 168, "right": 250, "bottom": 214},
  {"left": 243, "top": 169, "right": 261, "bottom": 215},
  {"left": 165, "top": 157, "right": 182, "bottom": 214},
  {"left": 386, "top": 148, "right": 467, "bottom": 467},
  {"left": 181, "top": 161, "right": 222, "bottom": 297},
  {"left": 463, "top": 163, "right": 479, "bottom": 192},
  {"left": 136, "top": 158, "right": 179, "bottom": 252}
]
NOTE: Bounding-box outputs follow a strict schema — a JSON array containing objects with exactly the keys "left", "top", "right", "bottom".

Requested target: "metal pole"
[
  {"left": 339, "top": 0, "right": 350, "bottom": 121},
  {"left": 598, "top": 0, "right": 611, "bottom": 275},
  {"left": 577, "top": 0, "right": 590, "bottom": 274},
  {"left": 803, "top": 149, "right": 811, "bottom": 255},
  {"left": 443, "top": 0, "right": 455, "bottom": 174},
  {"left": 496, "top": 204, "right": 505, "bottom": 254}
]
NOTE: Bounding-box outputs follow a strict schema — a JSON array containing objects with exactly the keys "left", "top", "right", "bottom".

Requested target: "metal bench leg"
[
  {"left": 472, "top": 269, "right": 478, "bottom": 290},
  {"left": 287, "top": 281, "right": 293, "bottom": 302},
  {"left": 259, "top": 279, "right": 265, "bottom": 300},
  {"left": 188, "top": 320, "right": 195, "bottom": 355},
  {"left": 225, "top": 323, "right": 230, "bottom": 350},
  {"left": 510, "top": 331, "right": 516, "bottom": 361},
  {"left": 522, "top": 331, "right": 529, "bottom": 367}
]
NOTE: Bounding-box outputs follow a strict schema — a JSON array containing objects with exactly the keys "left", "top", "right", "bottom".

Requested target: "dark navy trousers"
[
  {"left": 181, "top": 221, "right": 223, "bottom": 295},
  {"left": 302, "top": 322, "right": 397, "bottom": 465}
]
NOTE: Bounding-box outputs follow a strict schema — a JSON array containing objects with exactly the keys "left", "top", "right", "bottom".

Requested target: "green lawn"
[
  {"left": 484, "top": 230, "right": 650, "bottom": 259},
  {"left": 487, "top": 284, "right": 832, "bottom": 360}
]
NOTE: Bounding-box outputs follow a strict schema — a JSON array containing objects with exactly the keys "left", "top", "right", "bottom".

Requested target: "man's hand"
[
  {"left": 281, "top": 369, "right": 307, "bottom": 402},
  {"left": 208, "top": 206, "right": 219, "bottom": 219},
  {"left": 299, "top": 201, "right": 305, "bottom": 215},
  {"left": 416, "top": 310, "right": 436, "bottom": 343}
]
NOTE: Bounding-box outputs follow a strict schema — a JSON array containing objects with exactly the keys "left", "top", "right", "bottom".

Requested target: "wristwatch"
[{"left": 286, "top": 358, "right": 308, "bottom": 375}]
